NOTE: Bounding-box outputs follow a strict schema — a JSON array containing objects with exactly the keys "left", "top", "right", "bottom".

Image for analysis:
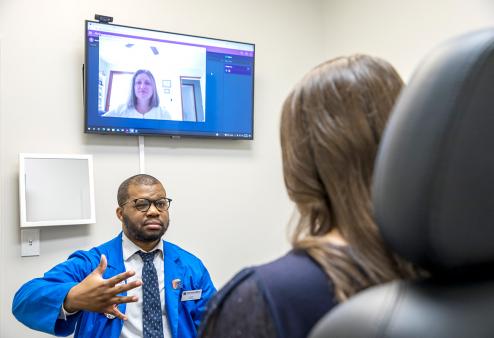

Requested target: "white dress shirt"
[
  {"left": 121, "top": 232, "right": 171, "bottom": 338},
  {"left": 59, "top": 234, "right": 172, "bottom": 337}
]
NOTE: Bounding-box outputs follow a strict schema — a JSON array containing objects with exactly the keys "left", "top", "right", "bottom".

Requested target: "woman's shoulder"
[
  {"left": 204, "top": 268, "right": 256, "bottom": 313},
  {"left": 154, "top": 105, "right": 172, "bottom": 120},
  {"left": 103, "top": 105, "right": 133, "bottom": 117},
  {"left": 198, "top": 268, "right": 276, "bottom": 338},
  {"left": 199, "top": 251, "right": 337, "bottom": 338},
  {"left": 255, "top": 250, "right": 324, "bottom": 278}
]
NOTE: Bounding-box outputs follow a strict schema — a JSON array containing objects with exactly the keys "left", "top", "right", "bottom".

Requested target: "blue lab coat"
[{"left": 12, "top": 232, "right": 216, "bottom": 337}]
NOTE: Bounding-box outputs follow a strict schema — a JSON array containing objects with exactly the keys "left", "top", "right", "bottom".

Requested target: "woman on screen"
[{"left": 103, "top": 69, "right": 171, "bottom": 120}]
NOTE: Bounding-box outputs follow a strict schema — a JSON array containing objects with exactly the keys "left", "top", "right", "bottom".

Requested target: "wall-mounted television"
[{"left": 84, "top": 21, "right": 255, "bottom": 139}]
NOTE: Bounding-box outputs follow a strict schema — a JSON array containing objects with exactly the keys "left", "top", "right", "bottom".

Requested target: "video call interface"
[{"left": 85, "top": 21, "right": 255, "bottom": 139}]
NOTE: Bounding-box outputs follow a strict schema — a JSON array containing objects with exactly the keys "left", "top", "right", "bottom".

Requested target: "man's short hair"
[{"left": 117, "top": 174, "right": 162, "bottom": 206}]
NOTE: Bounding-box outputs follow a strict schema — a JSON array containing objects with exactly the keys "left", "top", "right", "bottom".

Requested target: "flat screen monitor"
[{"left": 84, "top": 21, "right": 255, "bottom": 139}]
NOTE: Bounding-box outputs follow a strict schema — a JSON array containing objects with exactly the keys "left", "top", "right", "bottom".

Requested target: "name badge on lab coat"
[{"left": 181, "top": 289, "right": 202, "bottom": 301}]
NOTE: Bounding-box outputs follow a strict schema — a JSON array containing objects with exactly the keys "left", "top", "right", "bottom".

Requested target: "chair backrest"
[{"left": 309, "top": 28, "right": 494, "bottom": 338}]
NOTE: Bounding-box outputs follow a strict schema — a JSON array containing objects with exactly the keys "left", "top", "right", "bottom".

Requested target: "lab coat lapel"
[
  {"left": 105, "top": 233, "right": 126, "bottom": 274},
  {"left": 164, "top": 241, "right": 185, "bottom": 338}
]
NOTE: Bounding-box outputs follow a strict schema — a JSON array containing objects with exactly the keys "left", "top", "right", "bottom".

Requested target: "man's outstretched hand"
[{"left": 63, "top": 254, "right": 142, "bottom": 320}]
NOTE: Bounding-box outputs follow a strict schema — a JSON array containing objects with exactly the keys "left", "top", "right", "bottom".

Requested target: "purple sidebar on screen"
[{"left": 87, "top": 30, "right": 254, "bottom": 57}]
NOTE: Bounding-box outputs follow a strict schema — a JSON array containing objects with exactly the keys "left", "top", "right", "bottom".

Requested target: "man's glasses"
[{"left": 121, "top": 198, "right": 172, "bottom": 212}]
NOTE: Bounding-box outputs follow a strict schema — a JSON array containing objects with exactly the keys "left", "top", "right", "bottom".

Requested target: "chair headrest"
[{"left": 373, "top": 28, "right": 494, "bottom": 273}]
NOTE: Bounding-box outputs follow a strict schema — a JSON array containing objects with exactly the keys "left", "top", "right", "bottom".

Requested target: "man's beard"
[{"left": 123, "top": 214, "right": 169, "bottom": 242}]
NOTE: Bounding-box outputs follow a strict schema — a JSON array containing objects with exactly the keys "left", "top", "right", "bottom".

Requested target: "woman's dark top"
[{"left": 198, "top": 250, "right": 338, "bottom": 338}]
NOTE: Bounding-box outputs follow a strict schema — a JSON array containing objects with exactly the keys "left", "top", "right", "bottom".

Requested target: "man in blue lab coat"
[{"left": 12, "top": 174, "right": 216, "bottom": 338}]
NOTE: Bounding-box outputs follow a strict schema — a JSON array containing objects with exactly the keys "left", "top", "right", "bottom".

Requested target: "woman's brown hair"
[{"left": 280, "top": 54, "right": 419, "bottom": 301}]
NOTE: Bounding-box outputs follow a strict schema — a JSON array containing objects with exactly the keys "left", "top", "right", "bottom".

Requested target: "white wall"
[
  {"left": 0, "top": 0, "right": 326, "bottom": 336},
  {"left": 321, "top": 0, "right": 494, "bottom": 81},
  {"left": 3, "top": 0, "right": 494, "bottom": 337}
]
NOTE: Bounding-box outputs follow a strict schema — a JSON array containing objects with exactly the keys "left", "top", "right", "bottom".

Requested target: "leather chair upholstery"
[{"left": 309, "top": 28, "right": 494, "bottom": 338}]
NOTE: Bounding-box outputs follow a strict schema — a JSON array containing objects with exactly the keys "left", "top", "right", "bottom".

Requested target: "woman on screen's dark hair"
[
  {"left": 103, "top": 69, "right": 171, "bottom": 120},
  {"left": 198, "top": 54, "right": 424, "bottom": 338}
]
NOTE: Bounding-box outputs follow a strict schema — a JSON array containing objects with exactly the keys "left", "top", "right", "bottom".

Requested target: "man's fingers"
[
  {"left": 95, "top": 254, "right": 107, "bottom": 275},
  {"left": 110, "top": 295, "right": 139, "bottom": 305},
  {"left": 115, "top": 280, "right": 142, "bottom": 294},
  {"left": 107, "top": 270, "right": 135, "bottom": 286},
  {"left": 108, "top": 304, "right": 128, "bottom": 321},
  {"left": 113, "top": 309, "right": 127, "bottom": 321}
]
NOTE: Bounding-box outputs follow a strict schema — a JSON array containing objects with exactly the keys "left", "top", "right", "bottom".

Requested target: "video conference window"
[{"left": 97, "top": 34, "right": 206, "bottom": 121}]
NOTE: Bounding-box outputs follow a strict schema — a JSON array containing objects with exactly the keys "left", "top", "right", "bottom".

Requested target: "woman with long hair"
[{"left": 199, "top": 54, "right": 421, "bottom": 338}]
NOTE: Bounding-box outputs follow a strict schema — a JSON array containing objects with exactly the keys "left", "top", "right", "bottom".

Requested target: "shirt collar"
[{"left": 122, "top": 232, "right": 164, "bottom": 261}]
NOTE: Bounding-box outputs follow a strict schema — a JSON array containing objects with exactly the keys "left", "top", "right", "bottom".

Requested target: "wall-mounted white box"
[{"left": 19, "top": 153, "right": 96, "bottom": 227}]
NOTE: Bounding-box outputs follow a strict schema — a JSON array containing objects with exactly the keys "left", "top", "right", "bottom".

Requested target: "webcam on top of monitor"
[{"left": 94, "top": 14, "right": 113, "bottom": 24}]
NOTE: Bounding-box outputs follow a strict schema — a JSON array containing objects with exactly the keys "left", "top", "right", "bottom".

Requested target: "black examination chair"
[{"left": 309, "top": 28, "right": 494, "bottom": 338}]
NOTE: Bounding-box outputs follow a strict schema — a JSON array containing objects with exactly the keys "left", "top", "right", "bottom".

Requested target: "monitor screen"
[{"left": 84, "top": 21, "right": 255, "bottom": 139}]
